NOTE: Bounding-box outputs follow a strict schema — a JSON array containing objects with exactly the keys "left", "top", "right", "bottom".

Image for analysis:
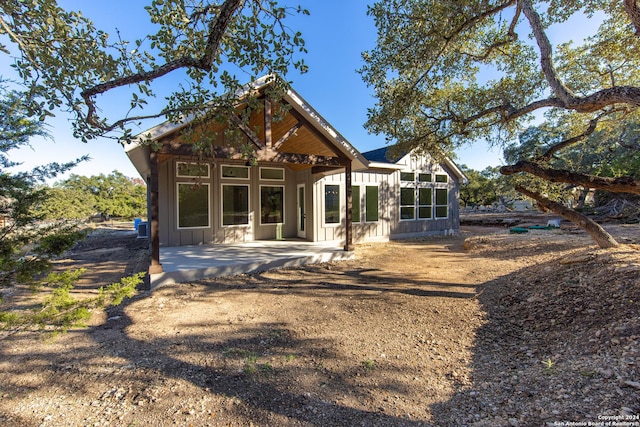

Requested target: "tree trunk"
[
  {"left": 576, "top": 188, "right": 590, "bottom": 209},
  {"left": 515, "top": 185, "right": 619, "bottom": 249}
]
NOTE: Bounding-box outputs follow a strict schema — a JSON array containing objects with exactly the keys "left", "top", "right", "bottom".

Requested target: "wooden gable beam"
[
  {"left": 273, "top": 121, "right": 304, "bottom": 150},
  {"left": 264, "top": 97, "right": 272, "bottom": 148},
  {"left": 157, "top": 142, "right": 347, "bottom": 167},
  {"left": 230, "top": 114, "right": 265, "bottom": 149},
  {"left": 256, "top": 150, "right": 348, "bottom": 167},
  {"left": 311, "top": 165, "right": 343, "bottom": 174},
  {"left": 288, "top": 109, "right": 348, "bottom": 159}
]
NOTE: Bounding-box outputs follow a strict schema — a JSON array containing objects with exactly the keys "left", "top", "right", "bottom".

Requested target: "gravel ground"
[{"left": 0, "top": 222, "right": 638, "bottom": 426}]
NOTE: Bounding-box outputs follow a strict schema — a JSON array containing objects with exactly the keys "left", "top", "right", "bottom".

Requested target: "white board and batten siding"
[
  {"left": 311, "top": 151, "right": 464, "bottom": 244},
  {"left": 390, "top": 152, "right": 462, "bottom": 238},
  {"left": 312, "top": 169, "right": 393, "bottom": 244},
  {"left": 158, "top": 158, "right": 304, "bottom": 246}
]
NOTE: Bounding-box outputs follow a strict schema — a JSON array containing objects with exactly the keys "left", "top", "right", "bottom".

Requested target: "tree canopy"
[
  {"left": 36, "top": 172, "right": 147, "bottom": 221},
  {"left": 361, "top": 0, "right": 640, "bottom": 247},
  {"left": 0, "top": 0, "right": 308, "bottom": 145},
  {"left": 361, "top": 0, "right": 640, "bottom": 155},
  {"left": 1, "top": 81, "right": 82, "bottom": 291},
  {"left": 0, "top": 83, "right": 142, "bottom": 338}
]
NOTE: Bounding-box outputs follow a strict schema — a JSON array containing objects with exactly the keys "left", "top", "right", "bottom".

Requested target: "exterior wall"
[
  {"left": 158, "top": 156, "right": 298, "bottom": 247},
  {"left": 389, "top": 153, "right": 462, "bottom": 239},
  {"left": 311, "top": 168, "right": 395, "bottom": 244},
  {"left": 311, "top": 153, "right": 463, "bottom": 243},
  {"left": 157, "top": 152, "right": 463, "bottom": 247}
]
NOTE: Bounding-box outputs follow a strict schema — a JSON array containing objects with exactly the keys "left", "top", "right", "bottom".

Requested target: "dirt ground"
[{"left": 1, "top": 217, "right": 639, "bottom": 426}]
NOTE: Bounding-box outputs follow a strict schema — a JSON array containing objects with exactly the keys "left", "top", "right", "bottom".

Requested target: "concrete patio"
[{"left": 149, "top": 240, "right": 355, "bottom": 289}]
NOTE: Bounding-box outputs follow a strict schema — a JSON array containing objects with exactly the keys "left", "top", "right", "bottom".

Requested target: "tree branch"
[
  {"left": 501, "top": 160, "right": 640, "bottom": 195},
  {"left": 514, "top": 185, "right": 619, "bottom": 248},
  {"left": 80, "top": 0, "right": 244, "bottom": 130},
  {"left": 409, "top": 1, "right": 515, "bottom": 90},
  {"left": 521, "top": 0, "right": 576, "bottom": 106},
  {"left": 538, "top": 118, "right": 599, "bottom": 162},
  {"left": 537, "top": 108, "right": 630, "bottom": 162},
  {"left": 624, "top": 0, "right": 640, "bottom": 34}
]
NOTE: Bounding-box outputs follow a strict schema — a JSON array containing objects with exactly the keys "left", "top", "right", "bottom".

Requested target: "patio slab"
[{"left": 150, "top": 240, "right": 354, "bottom": 289}]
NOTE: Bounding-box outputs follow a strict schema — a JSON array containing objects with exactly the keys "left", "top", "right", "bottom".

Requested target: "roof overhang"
[
  {"left": 125, "top": 75, "right": 369, "bottom": 180},
  {"left": 442, "top": 157, "right": 469, "bottom": 185}
]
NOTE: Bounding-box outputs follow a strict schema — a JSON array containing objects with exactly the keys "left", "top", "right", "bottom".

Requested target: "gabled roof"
[
  {"left": 362, "top": 146, "right": 410, "bottom": 163},
  {"left": 362, "top": 146, "right": 468, "bottom": 184},
  {"left": 126, "top": 75, "right": 368, "bottom": 178}
]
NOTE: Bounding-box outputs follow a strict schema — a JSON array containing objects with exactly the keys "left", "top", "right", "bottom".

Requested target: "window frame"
[
  {"left": 418, "top": 187, "right": 433, "bottom": 219},
  {"left": 323, "top": 183, "right": 341, "bottom": 226},
  {"left": 351, "top": 185, "right": 361, "bottom": 224},
  {"left": 259, "top": 184, "right": 285, "bottom": 225},
  {"left": 176, "top": 161, "right": 210, "bottom": 179},
  {"left": 435, "top": 173, "right": 449, "bottom": 183},
  {"left": 400, "top": 186, "right": 416, "bottom": 221},
  {"left": 400, "top": 171, "right": 415, "bottom": 182},
  {"left": 259, "top": 167, "right": 285, "bottom": 181},
  {"left": 418, "top": 173, "right": 432, "bottom": 183},
  {"left": 435, "top": 188, "right": 449, "bottom": 218},
  {"left": 221, "top": 183, "right": 250, "bottom": 227},
  {"left": 176, "top": 182, "right": 211, "bottom": 230},
  {"left": 365, "top": 185, "right": 379, "bottom": 223},
  {"left": 221, "top": 164, "right": 250, "bottom": 180}
]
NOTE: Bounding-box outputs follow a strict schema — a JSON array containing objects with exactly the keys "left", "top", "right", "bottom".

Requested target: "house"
[{"left": 125, "top": 76, "right": 467, "bottom": 277}]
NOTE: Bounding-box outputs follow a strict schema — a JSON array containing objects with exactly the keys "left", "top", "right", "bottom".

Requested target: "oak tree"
[
  {"left": 361, "top": 0, "right": 640, "bottom": 247},
  {"left": 0, "top": 0, "right": 308, "bottom": 146}
]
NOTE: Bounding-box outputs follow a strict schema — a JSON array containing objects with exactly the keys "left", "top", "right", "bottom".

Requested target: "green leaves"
[
  {"left": 1, "top": 1, "right": 309, "bottom": 142},
  {"left": 361, "top": 0, "right": 640, "bottom": 157},
  {"left": 1, "top": 270, "right": 143, "bottom": 339}
]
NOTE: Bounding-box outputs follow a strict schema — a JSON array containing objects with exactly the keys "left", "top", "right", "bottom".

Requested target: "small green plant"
[
  {"left": 284, "top": 354, "right": 296, "bottom": 362},
  {"left": 1, "top": 271, "right": 143, "bottom": 340},
  {"left": 362, "top": 359, "right": 376, "bottom": 372},
  {"left": 244, "top": 362, "right": 258, "bottom": 375},
  {"left": 243, "top": 353, "right": 274, "bottom": 375},
  {"left": 259, "top": 362, "right": 273, "bottom": 372},
  {"left": 243, "top": 353, "right": 259, "bottom": 374},
  {"left": 543, "top": 358, "right": 556, "bottom": 374}
]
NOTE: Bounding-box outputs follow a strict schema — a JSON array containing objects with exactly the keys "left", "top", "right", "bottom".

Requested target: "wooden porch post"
[
  {"left": 149, "top": 150, "right": 163, "bottom": 274},
  {"left": 344, "top": 160, "right": 354, "bottom": 251}
]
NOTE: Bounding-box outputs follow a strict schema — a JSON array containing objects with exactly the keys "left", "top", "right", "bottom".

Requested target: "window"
[
  {"left": 221, "top": 165, "right": 249, "bottom": 179},
  {"left": 435, "top": 174, "right": 448, "bottom": 183},
  {"left": 419, "top": 173, "right": 432, "bottom": 182},
  {"left": 177, "top": 183, "right": 209, "bottom": 228},
  {"left": 177, "top": 162, "right": 209, "bottom": 178},
  {"left": 418, "top": 187, "right": 432, "bottom": 219},
  {"left": 260, "top": 186, "right": 284, "bottom": 224},
  {"left": 400, "top": 172, "right": 415, "bottom": 182},
  {"left": 365, "top": 186, "right": 379, "bottom": 222},
  {"left": 324, "top": 184, "right": 340, "bottom": 224},
  {"left": 260, "top": 167, "right": 284, "bottom": 181},
  {"left": 435, "top": 188, "right": 448, "bottom": 218},
  {"left": 222, "top": 185, "right": 249, "bottom": 226},
  {"left": 400, "top": 187, "right": 415, "bottom": 220},
  {"left": 351, "top": 186, "right": 360, "bottom": 223}
]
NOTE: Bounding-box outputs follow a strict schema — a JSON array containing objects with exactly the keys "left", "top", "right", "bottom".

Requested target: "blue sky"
[{"left": 5, "top": 1, "right": 599, "bottom": 181}]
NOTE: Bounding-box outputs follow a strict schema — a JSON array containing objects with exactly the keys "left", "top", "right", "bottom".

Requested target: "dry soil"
[{"left": 0, "top": 219, "right": 639, "bottom": 426}]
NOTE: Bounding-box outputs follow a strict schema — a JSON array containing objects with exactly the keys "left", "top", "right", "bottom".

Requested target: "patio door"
[{"left": 297, "top": 184, "right": 306, "bottom": 238}]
